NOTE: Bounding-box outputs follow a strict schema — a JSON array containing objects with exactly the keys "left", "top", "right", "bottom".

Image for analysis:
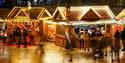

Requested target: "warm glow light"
[
  {"left": 53, "top": 6, "right": 115, "bottom": 21},
  {"left": 0, "top": 19, "right": 4, "bottom": 22},
  {"left": 58, "top": 22, "right": 69, "bottom": 25},
  {"left": 43, "top": 51, "right": 63, "bottom": 63},
  {"left": 45, "top": 21, "right": 57, "bottom": 24},
  {"left": 45, "top": 21, "right": 70, "bottom": 25},
  {"left": 117, "top": 19, "right": 124, "bottom": 24},
  {"left": 58, "top": 8, "right": 67, "bottom": 20},
  {"left": 46, "top": 19, "right": 117, "bottom": 26},
  {"left": 69, "top": 19, "right": 117, "bottom": 25}
]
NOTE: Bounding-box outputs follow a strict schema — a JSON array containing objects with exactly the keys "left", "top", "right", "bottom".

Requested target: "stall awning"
[
  {"left": 46, "top": 19, "right": 118, "bottom": 25},
  {"left": 68, "top": 19, "right": 117, "bottom": 25}
]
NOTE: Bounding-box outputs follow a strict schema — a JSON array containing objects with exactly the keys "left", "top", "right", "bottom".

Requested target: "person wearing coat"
[
  {"left": 15, "top": 26, "right": 21, "bottom": 48},
  {"left": 79, "top": 29, "right": 85, "bottom": 49},
  {"left": 121, "top": 28, "right": 125, "bottom": 51},
  {"left": 23, "top": 28, "right": 28, "bottom": 48},
  {"left": 114, "top": 29, "right": 121, "bottom": 52},
  {"left": 84, "top": 30, "right": 90, "bottom": 53}
]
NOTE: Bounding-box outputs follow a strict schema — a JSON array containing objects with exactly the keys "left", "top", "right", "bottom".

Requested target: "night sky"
[{"left": 0, "top": 0, "right": 3, "bottom": 7}]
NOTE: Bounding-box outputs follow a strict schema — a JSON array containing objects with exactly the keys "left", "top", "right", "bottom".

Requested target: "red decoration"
[{"left": 115, "top": 18, "right": 120, "bottom": 21}]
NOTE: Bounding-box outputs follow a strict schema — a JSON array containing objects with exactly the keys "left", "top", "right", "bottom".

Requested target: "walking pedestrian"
[
  {"left": 121, "top": 28, "right": 125, "bottom": 51},
  {"left": 15, "top": 26, "right": 21, "bottom": 48},
  {"left": 64, "top": 26, "right": 73, "bottom": 62},
  {"left": 65, "top": 28, "right": 72, "bottom": 49},
  {"left": 23, "top": 28, "right": 28, "bottom": 48},
  {"left": 114, "top": 29, "right": 121, "bottom": 51},
  {"left": 113, "top": 29, "right": 121, "bottom": 59},
  {"left": 79, "top": 29, "right": 85, "bottom": 49},
  {"left": 84, "top": 30, "right": 90, "bottom": 53}
]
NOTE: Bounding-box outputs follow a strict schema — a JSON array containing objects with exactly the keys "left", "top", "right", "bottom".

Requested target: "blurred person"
[
  {"left": 101, "top": 27, "right": 106, "bottom": 37},
  {"left": 79, "top": 29, "right": 85, "bottom": 49},
  {"left": 121, "top": 28, "right": 125, "bottom": 51},
  {"left": 64, "top": 26, "right": 73, "bottom": 62},
  {"left": 88, "top": 28, "right": 92, "bottom": 37},
  {"left": 0, "top": 31, "right": 3, "bottom": 39},
  {"left": 69, "top": 28, "right": 75, "bottom": 48},
  {"left": 90, "top": 28, "right": 97, "bottom": 48},
  {"left": 23, "top": 28, "right": 28, "bottom": 48},
  {"left": 84, "top": 30, "right": 90, "bottom": 53},
  {"left": 96, "top": 28, "right": 103, "bottom": 38},
  {"left": 65, "top": 27, "right": 72, "bottom": 49},
  {"left": 33, "top": 31, "right": 40, "bottom": 45},
  {"left": 113, "top": 29, "right": 121, "bottom": 57},
  {"left": 3, "top": 32, "right": 7, "bottom": 44},
  {"left": 35, "top": 43, "right": 45, "bottom": 58},
  {"left": 15, "top": 26, "right": 21, "bottom": 48}
]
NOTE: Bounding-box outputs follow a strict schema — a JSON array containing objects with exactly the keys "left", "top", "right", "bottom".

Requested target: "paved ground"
[{"left": 0, "top": 41, "right": 125, "bottom": 63}]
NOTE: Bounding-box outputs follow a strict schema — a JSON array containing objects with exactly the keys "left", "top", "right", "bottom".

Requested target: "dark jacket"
[
  {"left": 14, "top": 27, "right": 21, "bottom": 36},
  {"left": 114, "top": 30, "right": 121, "bottom": 39},
  {"left": 121, "top": 29, "right": 125, "bottom": 40},
  {"left": 23, "top": 29, "right": 28, "bottom": 36}
]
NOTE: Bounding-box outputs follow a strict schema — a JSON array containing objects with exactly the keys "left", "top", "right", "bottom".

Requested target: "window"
[
  {"left": 17, "top": 0, "right": 21, "bottom": 5},
  {"left": 16, "top": 0, "right": 27, "bottom": 6},
  {"left": 40, "top": 0, "right": 44, "bottom": 5},
  {"left": 46, "top": 0, "right": 52, "bottom": 5},
  {"left": 34, "top": 0, "right": 37, "bottom": 6}
]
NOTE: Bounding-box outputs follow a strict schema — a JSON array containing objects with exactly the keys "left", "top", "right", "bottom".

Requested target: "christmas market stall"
[
  {"left": 7, "top": 7, "right": 50, "bottom": 44},
  {"left": 7, "top": 7, "right": 30, "bottom": 44},
  {"left": 38, "top": 8, "right": 53, "bottom": 41},
  {"left": 52, "top": 6, "right": 116, "bottom": 48}
]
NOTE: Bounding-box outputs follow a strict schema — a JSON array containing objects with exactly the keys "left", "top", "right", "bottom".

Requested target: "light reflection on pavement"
[{"left": 1, "top": 42, "right": 125, "bottom": 63}]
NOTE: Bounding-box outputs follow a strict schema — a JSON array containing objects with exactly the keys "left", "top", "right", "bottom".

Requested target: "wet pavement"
[{"left": 1, "top": 42, "right": 125, "bottom": 63}]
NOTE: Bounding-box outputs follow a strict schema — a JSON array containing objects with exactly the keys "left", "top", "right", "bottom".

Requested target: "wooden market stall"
[
  {"left": 7, "top": 7, "right": 52, "bottom": 44},
  {"left": 52, "top": 6, "right": 115, "bottom": 48},
  {"left": 38, "top": 8, "right": 53, "bottom": 41},
  {"left": 7, "top": 7, "right": 30, "bottom": 44}
]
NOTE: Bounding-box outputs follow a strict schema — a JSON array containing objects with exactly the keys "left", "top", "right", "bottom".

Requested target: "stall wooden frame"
[{"left": 52, "top": 6, "right": 116, "bottom": 48}]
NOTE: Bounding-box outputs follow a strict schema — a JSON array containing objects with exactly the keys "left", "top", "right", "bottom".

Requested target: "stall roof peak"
[
  {"left": 7, "top": 7, "right": 52, "bottom": 19},
  {"left": 116, "top": 9, "right": 125, "bottom": 19},
  {"left": 53, "top": 6, "right": 115, "bottom": 21}
]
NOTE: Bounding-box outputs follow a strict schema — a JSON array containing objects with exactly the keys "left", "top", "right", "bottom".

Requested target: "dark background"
[{"left": 0, "top": 0, "right": 125, "bottom": 15}]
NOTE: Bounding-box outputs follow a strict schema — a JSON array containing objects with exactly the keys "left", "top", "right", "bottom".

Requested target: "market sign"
[{"left": 14, "top": 16, "right": 29, "bottom": 22}]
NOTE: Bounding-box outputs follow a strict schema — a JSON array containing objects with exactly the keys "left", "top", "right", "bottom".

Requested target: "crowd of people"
[
  {"left": 65, "top": 25, "right": 125, "bottom": 59},
  {"left": 65, "top": 26, "right": 106, "bottom": 49},
  {"left": 78, "top": 27, "right": 106, "bottom": 52},
  {"left": 7, "top": 22, "right": 40, "bottom": 48},
  {"left": 65, "top": 26, "right": 113, "bottom": 58},
  {"left": 114, "top": 28, "right": 125, "bottom": 51}
]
